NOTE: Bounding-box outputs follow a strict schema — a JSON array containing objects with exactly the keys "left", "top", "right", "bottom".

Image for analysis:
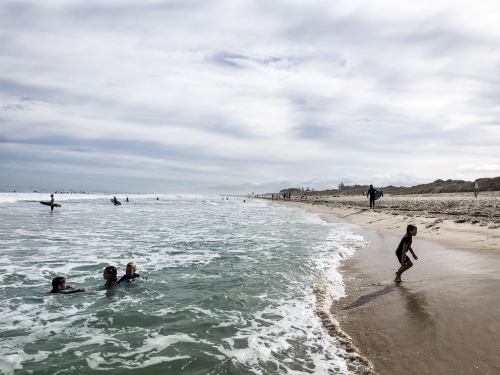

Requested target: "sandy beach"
[{"left": 268, "top": 193, "right": 500, "bottom": 375}]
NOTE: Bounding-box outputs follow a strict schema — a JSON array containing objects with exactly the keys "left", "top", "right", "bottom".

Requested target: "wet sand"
[{"left": 269, "top": 196, "right": 500, "bottom": 374}]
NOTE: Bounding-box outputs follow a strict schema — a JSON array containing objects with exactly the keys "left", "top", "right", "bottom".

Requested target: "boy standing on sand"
[
  {"left": 474, "top": 179, "right": 479, "bottom": 198},
  {"left": 395, "top": 225, "right": 418, "bottom": 283}
]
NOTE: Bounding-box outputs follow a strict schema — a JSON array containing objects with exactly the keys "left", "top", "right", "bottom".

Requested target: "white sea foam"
[{"left": 0, "top": 196, "right": 364, "bottom": 374}]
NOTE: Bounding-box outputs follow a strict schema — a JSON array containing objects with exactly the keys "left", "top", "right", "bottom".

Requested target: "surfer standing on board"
[
  {"left": 367, "top": 185, "right": 377, "bottom": 209},
  {"left": 394, "top": 225, "right": 418, "bottom": 283}
]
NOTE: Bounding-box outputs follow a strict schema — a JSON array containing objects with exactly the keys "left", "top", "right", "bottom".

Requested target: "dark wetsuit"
[
  {"left": 118, "top": 273, "right": 140, "bottom": 284},
  {"left": 367, "top": 187, "right": 377, "bottom": 208},
  {"left": 395, "top": 233, "right": 413, "bottom": 263},
  {"left": 50, "top": 288, "right": 85, "bottom": 294}
]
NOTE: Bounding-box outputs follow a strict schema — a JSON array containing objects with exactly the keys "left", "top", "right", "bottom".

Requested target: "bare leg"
[{"left": 395, "top": 260, "right": 413, "bottom": 282}]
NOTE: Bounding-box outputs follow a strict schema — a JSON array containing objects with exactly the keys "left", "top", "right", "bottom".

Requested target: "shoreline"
[{"left": 266, "top": 195, "right": 500, "bottom": 374}]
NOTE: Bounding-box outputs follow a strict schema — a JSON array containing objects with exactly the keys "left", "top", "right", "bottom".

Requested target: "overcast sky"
[{"left": 1, "top": 0, "right": 499, "bottom": 193}]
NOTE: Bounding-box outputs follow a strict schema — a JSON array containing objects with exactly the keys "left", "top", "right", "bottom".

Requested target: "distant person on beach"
[
  {"left": 50, "top": 276, "right": 88, "bottom": 294},
  {"left": 394, "top": 225, "right": 418, "bottom": 283},
  {"left": 474, "top": 179, "right": 479, "bottom": 198},
  {"left": 118, "top": 262, "right": 140, "bottom": 284},
  {"left": 367, "top": 185, "right": 377, "bottom": 209},
  {"left": 103, "top": 266, "right": 118, "bottom": 287},
  {"left": 113, "top": 196, "right": 118, "bottom": 205}
]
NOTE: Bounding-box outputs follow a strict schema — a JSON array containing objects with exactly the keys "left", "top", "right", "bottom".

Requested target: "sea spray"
[{"left": 1, "top": 194, "right": 369, "bottom": 374}]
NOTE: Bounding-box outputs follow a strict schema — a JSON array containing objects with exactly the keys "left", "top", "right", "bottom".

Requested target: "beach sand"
[{"left": 268, "top": 194, "right": 500, "bottom": 375}]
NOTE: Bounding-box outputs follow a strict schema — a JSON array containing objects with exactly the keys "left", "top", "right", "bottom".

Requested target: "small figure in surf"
[
  {"left": 103, "top": 266, "right": 118, "bottom": 287},
  {"left": 113, "top": 196, "right": 118, "bottom": 205},
  {"left": 394, "top": 225, "right": 418, "bottom": 283},
  {"left": 474, "top": 179, "right": 479, "bottom": 198},
  {"left": 118, "top": 262, "right": 140, "bottom": 284},
  {"left": 50, "top": 276, "right": 88, "bottom": 294},
  {"left": 367, "top": 185, "right": 377, "bottom": 209},
  {"left": 125, "top": 197, "right": 129, "bottom": 202},
  {"left": 49, "top": 194, "right": 55, "bottom": 211},
  {"left": 156, "top": 197, "right": 159, "bottom": 200}
]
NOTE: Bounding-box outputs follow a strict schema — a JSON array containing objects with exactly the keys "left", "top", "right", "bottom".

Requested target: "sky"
[{"left": 1, "top": 0, "right": 499, "bottom": 194}]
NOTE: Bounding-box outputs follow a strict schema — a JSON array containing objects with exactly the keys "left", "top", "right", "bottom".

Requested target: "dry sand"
[{"left": 266, "top": 194, "right": 500, "bottom": 375}]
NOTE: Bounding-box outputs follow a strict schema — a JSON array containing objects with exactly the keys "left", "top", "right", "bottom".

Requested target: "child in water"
[
  {"left": 50, "top": 276, "right": 88, "bottom": 293},
  {"left": 118, "top": 262, "right": 140, "bottom": 284},
  {"left": 103, "top": 266, "right": 118, "bottom": 287},
  {"left": 394, "top": 225, "right": 418, "bottom": 283}
]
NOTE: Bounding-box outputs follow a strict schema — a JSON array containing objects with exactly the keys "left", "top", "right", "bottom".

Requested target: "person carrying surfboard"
[
  {"left": 49, "top": 194, "right": 55, "bottom": 211},
  {"left": 367, "top": 185, "right": 377, "bottom": 209}
]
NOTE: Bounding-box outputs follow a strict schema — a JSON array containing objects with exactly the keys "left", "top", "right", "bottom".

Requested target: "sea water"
[{"left": 0, "top": 194, "right": 366, "bottom": 374}]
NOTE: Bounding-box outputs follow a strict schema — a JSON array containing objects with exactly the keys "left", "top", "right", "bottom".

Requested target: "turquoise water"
[{"left": 0, "top": 194, "right": 365, "bottom": 374}]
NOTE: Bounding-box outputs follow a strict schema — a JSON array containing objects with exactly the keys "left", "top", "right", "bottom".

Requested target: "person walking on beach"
[
  {"left": 367, "top": 185, "right": 377, "bottom": 209},
  {"left": 394, "top": 225, "right": 418, "bottom": 283},
  {"left": 474, "top": 179, "right": 479, "bottom": 198}
]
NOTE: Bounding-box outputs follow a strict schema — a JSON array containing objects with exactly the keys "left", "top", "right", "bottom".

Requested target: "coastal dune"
[{"left": 271, "top": 193, "right": 500, "bottom": 374}]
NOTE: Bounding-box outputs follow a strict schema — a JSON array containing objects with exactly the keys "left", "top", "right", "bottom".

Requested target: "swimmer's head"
[
  {"left": 407, "top": 224, "right": 417, "bottom": 236},
  {"left": 125, "top": 262, "right": 136, "bottom": 276},
  {"left": 103, "top": 266, "right": 118, "bottom": 286},
  {"left": 52, "top": 276, "right": 66, "bottom": 291},
  {"left": 103, "top": 266, "right": 117, "bottom": 279},
  {"left": 51, "top": 194, "right": 54, "bottom": 197}
]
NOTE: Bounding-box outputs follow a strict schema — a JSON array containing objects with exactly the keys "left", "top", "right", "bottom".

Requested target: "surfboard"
[
  {"left": 40, "top": 202, "right": 61, "bottom": 207},
  {"left": 375, "top": 191, "right": 383, "bottom": 200},
  {"left": 111, "top": 199, "right": 121, "bottom": 205}
]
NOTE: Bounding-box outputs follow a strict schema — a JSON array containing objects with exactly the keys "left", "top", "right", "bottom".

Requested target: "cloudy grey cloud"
[{"left": 1, "top": 0, "right": 499, "bottom": 193}]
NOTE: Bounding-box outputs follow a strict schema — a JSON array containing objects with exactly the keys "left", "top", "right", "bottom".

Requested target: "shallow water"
[{"left": 0, "top": 194, "right": 365, "bottom": 374}]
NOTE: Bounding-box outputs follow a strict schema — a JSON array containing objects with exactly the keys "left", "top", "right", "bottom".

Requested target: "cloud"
[
  {"left": 475, "top": 164, "right": 500, "bottom": 171},
  {"left": 453, "top": 173, "right": 467, "bottom": 180},
  {"left": 1, "top": 0, "right": 500, "bottom": 192},
  {"left": 457, "top": 164, "right": 476, "bottom": 170}
]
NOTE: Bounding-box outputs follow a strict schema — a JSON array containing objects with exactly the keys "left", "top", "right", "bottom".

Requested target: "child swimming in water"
[
  {"left": 50, "top": 276, "right": 88, "bottom": 293},
  {"left": 103, "top": 266, "right": 118, "bottom": 287},
  {"left": 118, "top": 262, "right": 141, "bottom": 284}
]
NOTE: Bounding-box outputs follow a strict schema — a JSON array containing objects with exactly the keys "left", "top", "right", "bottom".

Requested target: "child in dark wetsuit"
[
  {"left": 50, "top": 276, "right": 88, "bottom": 293},
  {"left": 118, "top": 262, "right": 140, "bottom": 284},
  {"left": 394, "top": 225, "right": 418, "bottom": 283},
  {"left": 103, "top": 266, "right": 118, "bottom": 287}
]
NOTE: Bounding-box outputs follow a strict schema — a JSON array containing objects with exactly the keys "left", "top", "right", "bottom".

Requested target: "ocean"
[{"left": 0, "top": 193, "right": 367, "bottom": 374}]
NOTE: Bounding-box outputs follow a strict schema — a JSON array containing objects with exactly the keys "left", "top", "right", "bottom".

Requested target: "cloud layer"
[{"left": 1, "top": 0, "right": 499, "bottom": 192}]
